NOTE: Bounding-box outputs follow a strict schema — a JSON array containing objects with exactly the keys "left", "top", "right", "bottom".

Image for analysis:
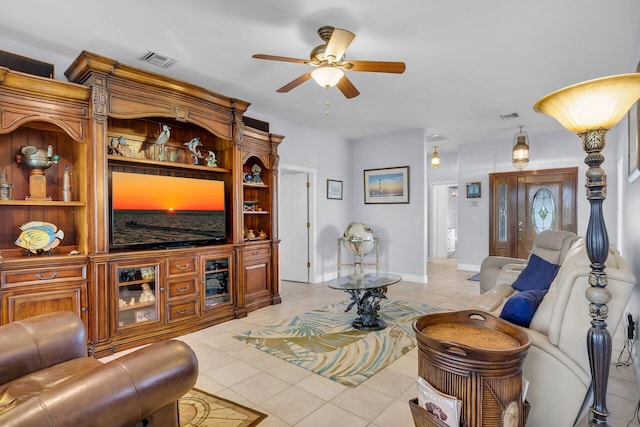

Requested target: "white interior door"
[{"left": 280, "top": 171, "right": 309, "bottom": 282}]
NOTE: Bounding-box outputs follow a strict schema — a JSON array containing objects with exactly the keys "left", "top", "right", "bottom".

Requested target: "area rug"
[
  {"left": 234, "top": 299, "right": 441, "bottom": 386},
  {"left": 180, "top": 388, "right": 267, "bottom": 426}
]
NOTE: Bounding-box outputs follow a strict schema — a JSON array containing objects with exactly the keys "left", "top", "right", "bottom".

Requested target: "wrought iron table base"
[{"left": 344, "top": 286, "right": 388, "bottom": 331}]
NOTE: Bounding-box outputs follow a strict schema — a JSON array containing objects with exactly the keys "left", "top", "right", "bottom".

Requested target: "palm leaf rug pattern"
[{"left": 234, "top": 299, "right": 441, "bottom": 386}]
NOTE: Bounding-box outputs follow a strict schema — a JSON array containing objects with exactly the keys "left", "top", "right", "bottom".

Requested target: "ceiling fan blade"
[
  {"left": 276, "top": 72, "right": 313, "bottom": 93},
  {"left": 324, "top": 28, "right": 355, "bottom": 62},
  {"left": 342, "top": 60, "right": 406, "bottom": 73},
  {"left": 336, "top": 76, "right": 360, "bottom": 99},
  {"left": 252, "top": 54, "right": 309, "bottom": 65}
]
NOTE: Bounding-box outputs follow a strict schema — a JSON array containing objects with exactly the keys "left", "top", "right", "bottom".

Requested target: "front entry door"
[{"left": 489, "top": 167, "right": 578, "bottom": 258}]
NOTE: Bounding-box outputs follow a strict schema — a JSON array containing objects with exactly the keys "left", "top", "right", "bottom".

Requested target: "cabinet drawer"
[
  {"left": 2, "top": 265, "right": 87, "bottom": 286},
  {"left": 167, "top": 299, "right": 198, "bottom": 322},
  {"left": 168, "top": 257, "right": 196, "bottom": 276},
  {"left": 244, "top": 246, "right": 270, "bottom": 261},
  {"left": 167, "top": 278, "right": 197, "bottom": 299}
]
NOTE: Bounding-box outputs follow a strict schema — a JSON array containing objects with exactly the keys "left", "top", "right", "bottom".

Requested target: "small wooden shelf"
[
  {"left": 118, "top": 279, "right": 155, "bottom": 287},
  {"left": 243, "top": 182, "right": 269, "bottom": 188},
  {"left": 0, "top": 200, "right": 86, "bottom": 207},
  {"left": 118, "top": 301, "right": 156, "bottom": 311},
  {"left": 108, "top": 155, "right": 231, "bottom": 173},
  {"left": 243, "top": 211, "right": 270, "bottom": 215}
]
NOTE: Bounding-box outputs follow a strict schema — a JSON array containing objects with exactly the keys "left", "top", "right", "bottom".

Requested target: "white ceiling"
[{"left": 2, "top": 1, "right": 639, "bottom": 151}]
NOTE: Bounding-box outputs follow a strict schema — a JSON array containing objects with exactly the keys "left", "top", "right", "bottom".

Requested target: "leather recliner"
[
  {"left": 478, "top": 230, "right": 579, "bottom": 293},
  {"left": 470, "top": 238, "right": 636, "bottom": 427},
  {"left": 0, "top": 311, "right": 198, "bottom": 427}
]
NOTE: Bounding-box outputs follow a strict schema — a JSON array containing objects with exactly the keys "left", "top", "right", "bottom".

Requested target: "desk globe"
[{"left": 342, "top": 222, "right": 376, "bottom": 256}]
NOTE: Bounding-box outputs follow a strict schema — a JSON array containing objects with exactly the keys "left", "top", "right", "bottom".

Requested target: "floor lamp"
[{"left": 534, "top": 73, "right": 640, "bottom": 426}]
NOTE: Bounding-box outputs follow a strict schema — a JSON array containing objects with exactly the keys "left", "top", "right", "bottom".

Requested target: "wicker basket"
[{"left": 412, "top": 310, "right": 532, "bottom": 427}]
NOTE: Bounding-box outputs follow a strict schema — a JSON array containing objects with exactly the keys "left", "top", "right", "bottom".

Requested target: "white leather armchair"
[
  {"left": 470, "top": 239, "right": 636, "bottom": 427},
  {"left": 478, "top": 230, "right": 579, "bottom": 293}
]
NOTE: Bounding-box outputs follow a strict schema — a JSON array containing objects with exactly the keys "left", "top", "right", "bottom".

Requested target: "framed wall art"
[
  {"left": 327, "top": 179, "right": 343, "bottom": 200},
  {"left": 363, "top": 166, "right": 410, "bottom": 204},
  {"left": 466, "top": 182, "right": 481, "bottom": 198}
]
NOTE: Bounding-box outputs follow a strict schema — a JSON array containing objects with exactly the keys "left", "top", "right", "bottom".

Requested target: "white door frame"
[
  {"left": 429, "top": 181, "right": 457, "bottom": 261},
  {"left": 279, "top": 164, "right": 316, "bottom": 283}
]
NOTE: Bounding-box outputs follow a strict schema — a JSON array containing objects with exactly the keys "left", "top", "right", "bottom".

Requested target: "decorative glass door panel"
[
  {"left": 115, "top": 264, "right": 160, "bottom": 328},
  {"left": 202, "top": 257, "right": 231, "bottom": 310}
]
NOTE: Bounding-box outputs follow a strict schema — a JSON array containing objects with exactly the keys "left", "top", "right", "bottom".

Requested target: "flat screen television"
[{"left": 110, "top": 171, "right": 226, "bottom": 250}]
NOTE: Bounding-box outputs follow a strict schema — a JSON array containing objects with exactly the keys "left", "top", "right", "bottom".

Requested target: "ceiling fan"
[{"left": 252, "top": 26, "right": 406, "bottom": 99}]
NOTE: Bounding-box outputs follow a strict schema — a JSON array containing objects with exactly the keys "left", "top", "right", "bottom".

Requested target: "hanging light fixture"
[
  {"left": 512, "top": 126, "right": 530, "bottom": 169},
  {"left": 311, "top": 65, "right": 344, "bottom": 88},
  {"left": 431, "top": 146, "right": 440, "bottom": 168}
]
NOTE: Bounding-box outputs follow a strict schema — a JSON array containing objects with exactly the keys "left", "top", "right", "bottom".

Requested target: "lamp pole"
[{"left": 579, "top": 128, "right": 611, "bottom": 426}]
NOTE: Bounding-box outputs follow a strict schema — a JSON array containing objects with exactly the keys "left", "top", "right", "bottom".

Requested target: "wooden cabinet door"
[
  {"left": 489, "top": 167, "right": 577, "bottom": 258},
  {"left": 3, "top": 283, "right": 88, "bottom": 325},
  {"left": 243, "top": 259, "right": 271, "bottom": 301}
]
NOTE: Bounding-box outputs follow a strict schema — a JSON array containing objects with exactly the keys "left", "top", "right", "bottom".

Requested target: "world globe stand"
[{"left": 337, "top": 237, "right": 379, "bottom": 277}]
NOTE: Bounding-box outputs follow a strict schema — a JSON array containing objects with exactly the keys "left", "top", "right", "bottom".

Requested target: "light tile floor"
[{"left": 106, "top": 258, "right": 639, "bottom": 426}]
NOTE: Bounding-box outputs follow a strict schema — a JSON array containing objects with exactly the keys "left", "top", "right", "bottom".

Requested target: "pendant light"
[
  {"left": 512, "top": 126, "right": 530, "bottom": 170},
  {"left": 431, "top": 146, "right": 440, "bottom": 168}
]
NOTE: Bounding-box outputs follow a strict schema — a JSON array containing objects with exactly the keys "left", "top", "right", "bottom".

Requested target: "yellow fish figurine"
[{"left": 15, "top": 221, "right": 65, "bottom": 255}]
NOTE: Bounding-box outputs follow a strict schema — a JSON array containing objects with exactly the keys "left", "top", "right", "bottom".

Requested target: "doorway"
[
  {"left": 279, "top": 168, "right": 311, "bottom": 282},
  {"left": 431, "top": 183, "right": 458, "bottom": 259},
  {"left": 489, "top": 167, "right": 578, "bottom": 258}
]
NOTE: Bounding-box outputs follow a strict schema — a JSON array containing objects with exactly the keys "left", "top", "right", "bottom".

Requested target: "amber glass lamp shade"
[{"left": 534, "top": 73, "right": 640, "bottom": 132}]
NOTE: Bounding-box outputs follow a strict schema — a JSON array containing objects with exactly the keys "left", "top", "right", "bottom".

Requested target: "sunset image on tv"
[{"left": 111, "top": 171, "right": 225, "bottom": 246}]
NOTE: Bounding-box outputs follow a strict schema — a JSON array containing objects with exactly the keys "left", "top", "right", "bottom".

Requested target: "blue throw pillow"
[
  {"left": 500, "top": 289, "right": 548, "bottom": 327},
  {"left": 511, "top": 253, "right": 560, "bottom": 292}
]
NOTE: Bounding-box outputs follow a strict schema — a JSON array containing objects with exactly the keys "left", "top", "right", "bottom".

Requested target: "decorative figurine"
[
  {"left": 205, "top": 151, "right": 217, "bottom": 167},
  {"left": 0, "top": 168, "right": 12, "bottom": 200},
  {"left": 108, "top": 136, "right": 133, "bottom": 157},
  {"left": 138, "top": 283, "right": 156, "bottom": 302},
  {"left": 62, "top": 165, "right": 72, "bottom": 202},
  {"left": 251, "top": 163, "right": 263, "bottom": 183},
  {"left": 155, "top": 124, "right": 170, "bottom": 161},
  {"left": 168, "top": 148, "right": 180, "bottom": 162},
  {"left": 184, "top": 137, "right": 204, "bottom": 165},
  {"left": 17, "top": 145, "right": 59, "bottom": 201},
  {"left": 15, "top": 221, "right": 64, "bottom": 255}
]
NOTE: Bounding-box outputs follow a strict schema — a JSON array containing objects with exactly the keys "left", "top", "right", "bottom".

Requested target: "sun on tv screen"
[{"left": 110, "top": 171, "right": 226, "bottom": 250}]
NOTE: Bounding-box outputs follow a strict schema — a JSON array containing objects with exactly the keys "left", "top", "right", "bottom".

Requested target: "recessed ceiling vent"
[
  {"left": 426, "top": 134, "right": 448, "bottom": 143},
  {"left": 499, "top": 112, "right": 520, "bottom": 120},
  {"left": 137, "top": 50, "right": 177, "bottom": 69}
]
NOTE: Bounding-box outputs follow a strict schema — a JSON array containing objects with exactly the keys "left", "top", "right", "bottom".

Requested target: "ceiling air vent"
[
  {"left": 137, "top": 50, "right": 177, "bottom": 69},
  {"left": 499, "top": 112, "right": 520, "bottom": 120},
  {"left": 426, "top": 134, "right": 448, "bottom": 143}
]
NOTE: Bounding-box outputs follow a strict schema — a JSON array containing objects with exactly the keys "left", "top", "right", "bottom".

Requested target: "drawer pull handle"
[
  {"left": 252, "top": 251, "right": 259, "bottom": 256},
  {"left": 176, "top": 264, "right": 190, "bottom": 270},
  {"left": 176, "top": 307, "right": 191, "bottom": 315},
  {"left": 176, "top": 285, "right": 191, "bottom": 293},
  {"left": 36, "top": 272, "right": 58, "bottom": 280}
]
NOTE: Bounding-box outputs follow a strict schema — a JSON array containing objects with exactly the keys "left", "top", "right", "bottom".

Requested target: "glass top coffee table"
[{"left": 327, "top": 272, "right": 402, "bottom": 331}]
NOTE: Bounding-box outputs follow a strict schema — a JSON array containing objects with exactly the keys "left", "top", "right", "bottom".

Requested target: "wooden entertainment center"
[{"left": 0, "top": 51, "right": 283, "bottom": 356}]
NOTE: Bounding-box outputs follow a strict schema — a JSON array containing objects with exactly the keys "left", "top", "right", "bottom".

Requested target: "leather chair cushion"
[{"left": 0, "top": 357, "right": 102, "bottom": 415}]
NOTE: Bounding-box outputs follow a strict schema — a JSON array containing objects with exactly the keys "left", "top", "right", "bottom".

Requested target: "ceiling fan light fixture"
[{"left": 311, "top": 66, "right": 344, "bottom": 88}]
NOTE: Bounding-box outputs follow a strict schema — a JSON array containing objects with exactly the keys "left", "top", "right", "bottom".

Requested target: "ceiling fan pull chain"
[{"left": 325, "top": 88, "right": 331, "bottom": 116}]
